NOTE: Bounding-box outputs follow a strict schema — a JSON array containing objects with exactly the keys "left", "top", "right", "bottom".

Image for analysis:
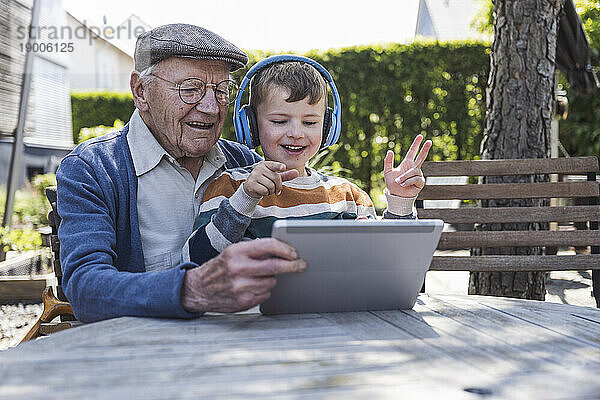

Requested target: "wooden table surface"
[{"left": 1, "top": 294, "right": 599, "bottom": 399}]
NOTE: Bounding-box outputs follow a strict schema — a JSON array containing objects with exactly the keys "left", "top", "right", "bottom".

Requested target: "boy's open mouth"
[
  {"left": 186, "top": 121, "right": 214, "bottom": 130},
  {"left": 281, "top": 144, "right": 307, "bottom": 154}
]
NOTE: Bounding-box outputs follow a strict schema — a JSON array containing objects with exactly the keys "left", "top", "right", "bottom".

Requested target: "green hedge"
[{"left": 71, "top": 91, "right": 134, "bottom": 143}]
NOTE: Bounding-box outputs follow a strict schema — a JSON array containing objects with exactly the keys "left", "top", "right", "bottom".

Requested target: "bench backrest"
[
  {"left": 45, "top": 187, "right": 67, "bottom": 302},
  {"left": 417, "top": 156, "right": 600, "bottom": 273}
]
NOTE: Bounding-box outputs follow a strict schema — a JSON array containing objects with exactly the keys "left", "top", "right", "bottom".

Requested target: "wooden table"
[{"left": 1, "top": 294, "right": 599, "bottom": 399}]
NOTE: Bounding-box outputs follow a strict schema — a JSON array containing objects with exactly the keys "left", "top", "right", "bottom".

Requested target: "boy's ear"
[{"left": 130, "top": 71, "right": 149, "bottom": 112}]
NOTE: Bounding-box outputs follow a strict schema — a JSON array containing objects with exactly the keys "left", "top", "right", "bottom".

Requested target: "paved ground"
[
  {"left": 0, "top": 303, "right": 43, "bottom": 351},
  {"left": 426, "top": 270, "right": 596, "bottom": 308},
  {"left": 426, "top": 249, "right": 597, "bottom": 308}
]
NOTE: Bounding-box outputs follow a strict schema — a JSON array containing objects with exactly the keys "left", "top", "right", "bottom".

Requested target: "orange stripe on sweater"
[
  {"left": 259, "top": 184, "right": 373, "bottom": 208},
  {"left": 201, "top": 175, "right": 242, "bottom": 202},
  {"left": 201, "top": 173, "right": 374, "bottom": 209}
]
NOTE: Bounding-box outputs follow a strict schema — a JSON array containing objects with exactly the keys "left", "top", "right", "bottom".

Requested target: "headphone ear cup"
[
  {"left": 321, "top": 107, "right": 333, "bottom": 148},
  {"left": 238, "top": 105, "right": 251, "bottom": 147},
  {"left": 239, "top": 105, "right": 259, "bottom": 148},
  {"left": 245, "top": 105, "right": 260, "bottom": 148}
]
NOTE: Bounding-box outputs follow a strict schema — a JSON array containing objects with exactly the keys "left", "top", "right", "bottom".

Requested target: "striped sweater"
[{"left": 183, "top": 163, "right": 415, "bottom": 264}]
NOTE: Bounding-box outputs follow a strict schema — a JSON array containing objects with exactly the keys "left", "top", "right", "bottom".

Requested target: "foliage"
[
  {"left": 71, "top": 91, "right": 134, "bottom": 143},
  {"left": 575, "top": 0, "right": 600, "bottom": 59},
  {"left": 31, "top": 174, "right": 57, "bottom": 198},
  {"left": 560, "top": 92, "right": 600, "bottom": 156},
  {"left": 0, "top": 226, "right": 42, "bottom": 254},
  {"left": 471, "top": 0, "right": 494, "bottom": 35},
  {"left": 227, "top": 43, "right": 490, "bottom": 207},
  {"left": 564, "top": 1, "right": 600, "bottom": 156},
  {"left": 0, "top": 174, "right": 56, "bottom": 227},
  {"left": 15, "top": 175, "right": 55, "bottom": 226},
  {"left": 12, "top": 190, "right": 48, "bottom": 226},
  {"left": 0, "top": 174, "right": 54, "bottom": 256},
  {"left": 78, "top": 119, "right": 125, "bottom": 144}
]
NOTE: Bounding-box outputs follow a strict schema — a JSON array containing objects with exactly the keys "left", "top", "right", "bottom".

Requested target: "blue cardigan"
[{"left": 56, "top": 123, "right": 261, "bottom": 322}]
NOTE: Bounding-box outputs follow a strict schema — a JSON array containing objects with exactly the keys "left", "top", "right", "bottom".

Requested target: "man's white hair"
[{"left": 138, "top": 63, "right": 159, "bottom": 84}]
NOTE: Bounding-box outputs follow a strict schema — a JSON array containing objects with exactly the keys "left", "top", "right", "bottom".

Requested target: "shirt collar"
[
  {"left": 127, "top": 109, "right": 170, "bottom": 176},
  {"left": 127, "top": 109, "right": 228, "bottom": 176},
  {"left": 204, "top": 141, "right": 227, "bottom": 170}
]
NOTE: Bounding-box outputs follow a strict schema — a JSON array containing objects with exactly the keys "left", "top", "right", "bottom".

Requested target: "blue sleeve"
[
  {"left": 187, "top": 226, "right": 220, "bottom": 266},
  {"left": 57, "top": 155, "right": 201, "bottom": 322}
]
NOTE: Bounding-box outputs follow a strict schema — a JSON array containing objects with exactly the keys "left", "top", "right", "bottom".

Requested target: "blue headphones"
[{"left": 233, "top": 54, "right": 342, "bottom": 149}]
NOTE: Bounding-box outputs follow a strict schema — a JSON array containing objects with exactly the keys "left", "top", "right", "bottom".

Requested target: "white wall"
[{"left": 66, "top": 13, "right": 133, "bottom": 92}]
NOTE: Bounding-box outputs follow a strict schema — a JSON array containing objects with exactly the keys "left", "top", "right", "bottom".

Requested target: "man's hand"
[
  {"left": 384, "top": 134, "right": 432, "bottom": 198},
  {"left": 181, "top": 238, "right": 307, "bottom": 313},
  {"left": 243, "top": 161, "right": 299, "bottom": 199}
]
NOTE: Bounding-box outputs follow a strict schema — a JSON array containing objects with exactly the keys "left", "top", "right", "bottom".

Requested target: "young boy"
[{"left": 183, "top": 59, "right": 431, "bottom": 264}]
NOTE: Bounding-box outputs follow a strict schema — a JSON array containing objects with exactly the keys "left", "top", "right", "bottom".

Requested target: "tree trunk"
[{"left": 468, "top": 0, "right": 566, "bottom": 300}]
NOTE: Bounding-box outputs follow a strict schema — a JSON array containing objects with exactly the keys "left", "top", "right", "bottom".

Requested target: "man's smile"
[{"left": 186, "top": 121, "right": 215, "bottom": 130}]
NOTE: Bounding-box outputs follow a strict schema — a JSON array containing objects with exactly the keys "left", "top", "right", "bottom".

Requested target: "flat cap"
[{"left": 134, "top": 23, "right": 248, "bottom": 72}]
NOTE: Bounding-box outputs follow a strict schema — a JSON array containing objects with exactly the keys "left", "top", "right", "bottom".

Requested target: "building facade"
[
  {"left": 1, "top": 0, "right": 73, "bottom": 187},
  {"left": 66, "top": 12, "right": 137, "bottom": 92},
  {"left": 0, "top": 0, "right": 146, "bottom": 188}
]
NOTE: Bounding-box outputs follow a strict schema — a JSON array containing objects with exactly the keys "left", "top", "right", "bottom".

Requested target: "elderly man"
[{"left": 57, "top": 24, "right": 306, "bottom": 322}]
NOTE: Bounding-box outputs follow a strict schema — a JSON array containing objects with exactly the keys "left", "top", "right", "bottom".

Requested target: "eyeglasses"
[{"left": 149, "top": 74, "right": 239, "bottom": 106}]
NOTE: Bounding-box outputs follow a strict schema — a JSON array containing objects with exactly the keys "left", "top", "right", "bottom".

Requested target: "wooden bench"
[{"left": 417, "top": 156, "right": 600, "bottom": 307}]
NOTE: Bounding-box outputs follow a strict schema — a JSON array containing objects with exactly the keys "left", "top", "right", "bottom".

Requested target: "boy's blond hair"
[{"left": 249, "top": 61, "right": 328, "bottom": 111}]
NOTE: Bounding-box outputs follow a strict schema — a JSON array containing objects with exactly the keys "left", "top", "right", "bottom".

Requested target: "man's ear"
[{"left": 130, "top": 71, "right": 149, "bottom": 112}]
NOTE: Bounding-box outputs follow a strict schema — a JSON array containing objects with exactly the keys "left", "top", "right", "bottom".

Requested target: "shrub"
[
  {"left": 78, "top": 119, "right": 125, "bottom": 144},
  {"left": 0, "top": 226, "right": 42, "bottom": 254},
  {"left": 560, "top": 92, "right": 600, "bottom": 157},
  {"left": 71, "top": 91, "right": 134, "bottom": 143},
  {"left": 31, "top": 174, "right": 57, "bottom": 198},
  {"left": 0, "top": 174, "right": 56, "bottom": 227}
]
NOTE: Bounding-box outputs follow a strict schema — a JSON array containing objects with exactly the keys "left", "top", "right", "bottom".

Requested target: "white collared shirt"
[{"left": 127, "top": 110, "right": 227, "bottom": 271}]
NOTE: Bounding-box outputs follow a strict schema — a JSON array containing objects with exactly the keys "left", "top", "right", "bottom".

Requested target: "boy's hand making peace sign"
[{"left": 384, "top": 134, "right": 432, "bottom": 198}]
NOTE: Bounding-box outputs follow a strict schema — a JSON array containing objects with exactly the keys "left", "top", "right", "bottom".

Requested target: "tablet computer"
[{"left": 260, "top": 219, "right": 443, "bottom": 315}]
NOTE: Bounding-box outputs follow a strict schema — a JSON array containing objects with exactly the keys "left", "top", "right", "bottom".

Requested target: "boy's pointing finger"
[
  {"left": 263, "top": 161, "right": 288, "bottom": 172},
  {"left": 280, "top": 169, "right": 299, "bottom": 182}
]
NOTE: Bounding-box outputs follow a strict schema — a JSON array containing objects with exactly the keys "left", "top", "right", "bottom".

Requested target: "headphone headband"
[{"left": 233, "top": 54, "right": 342, "bottom": 148}]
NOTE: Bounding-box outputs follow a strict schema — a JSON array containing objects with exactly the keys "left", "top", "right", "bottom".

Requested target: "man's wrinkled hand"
[{"left": 181, "top": 238, "right": 306, "bottom": 313}]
